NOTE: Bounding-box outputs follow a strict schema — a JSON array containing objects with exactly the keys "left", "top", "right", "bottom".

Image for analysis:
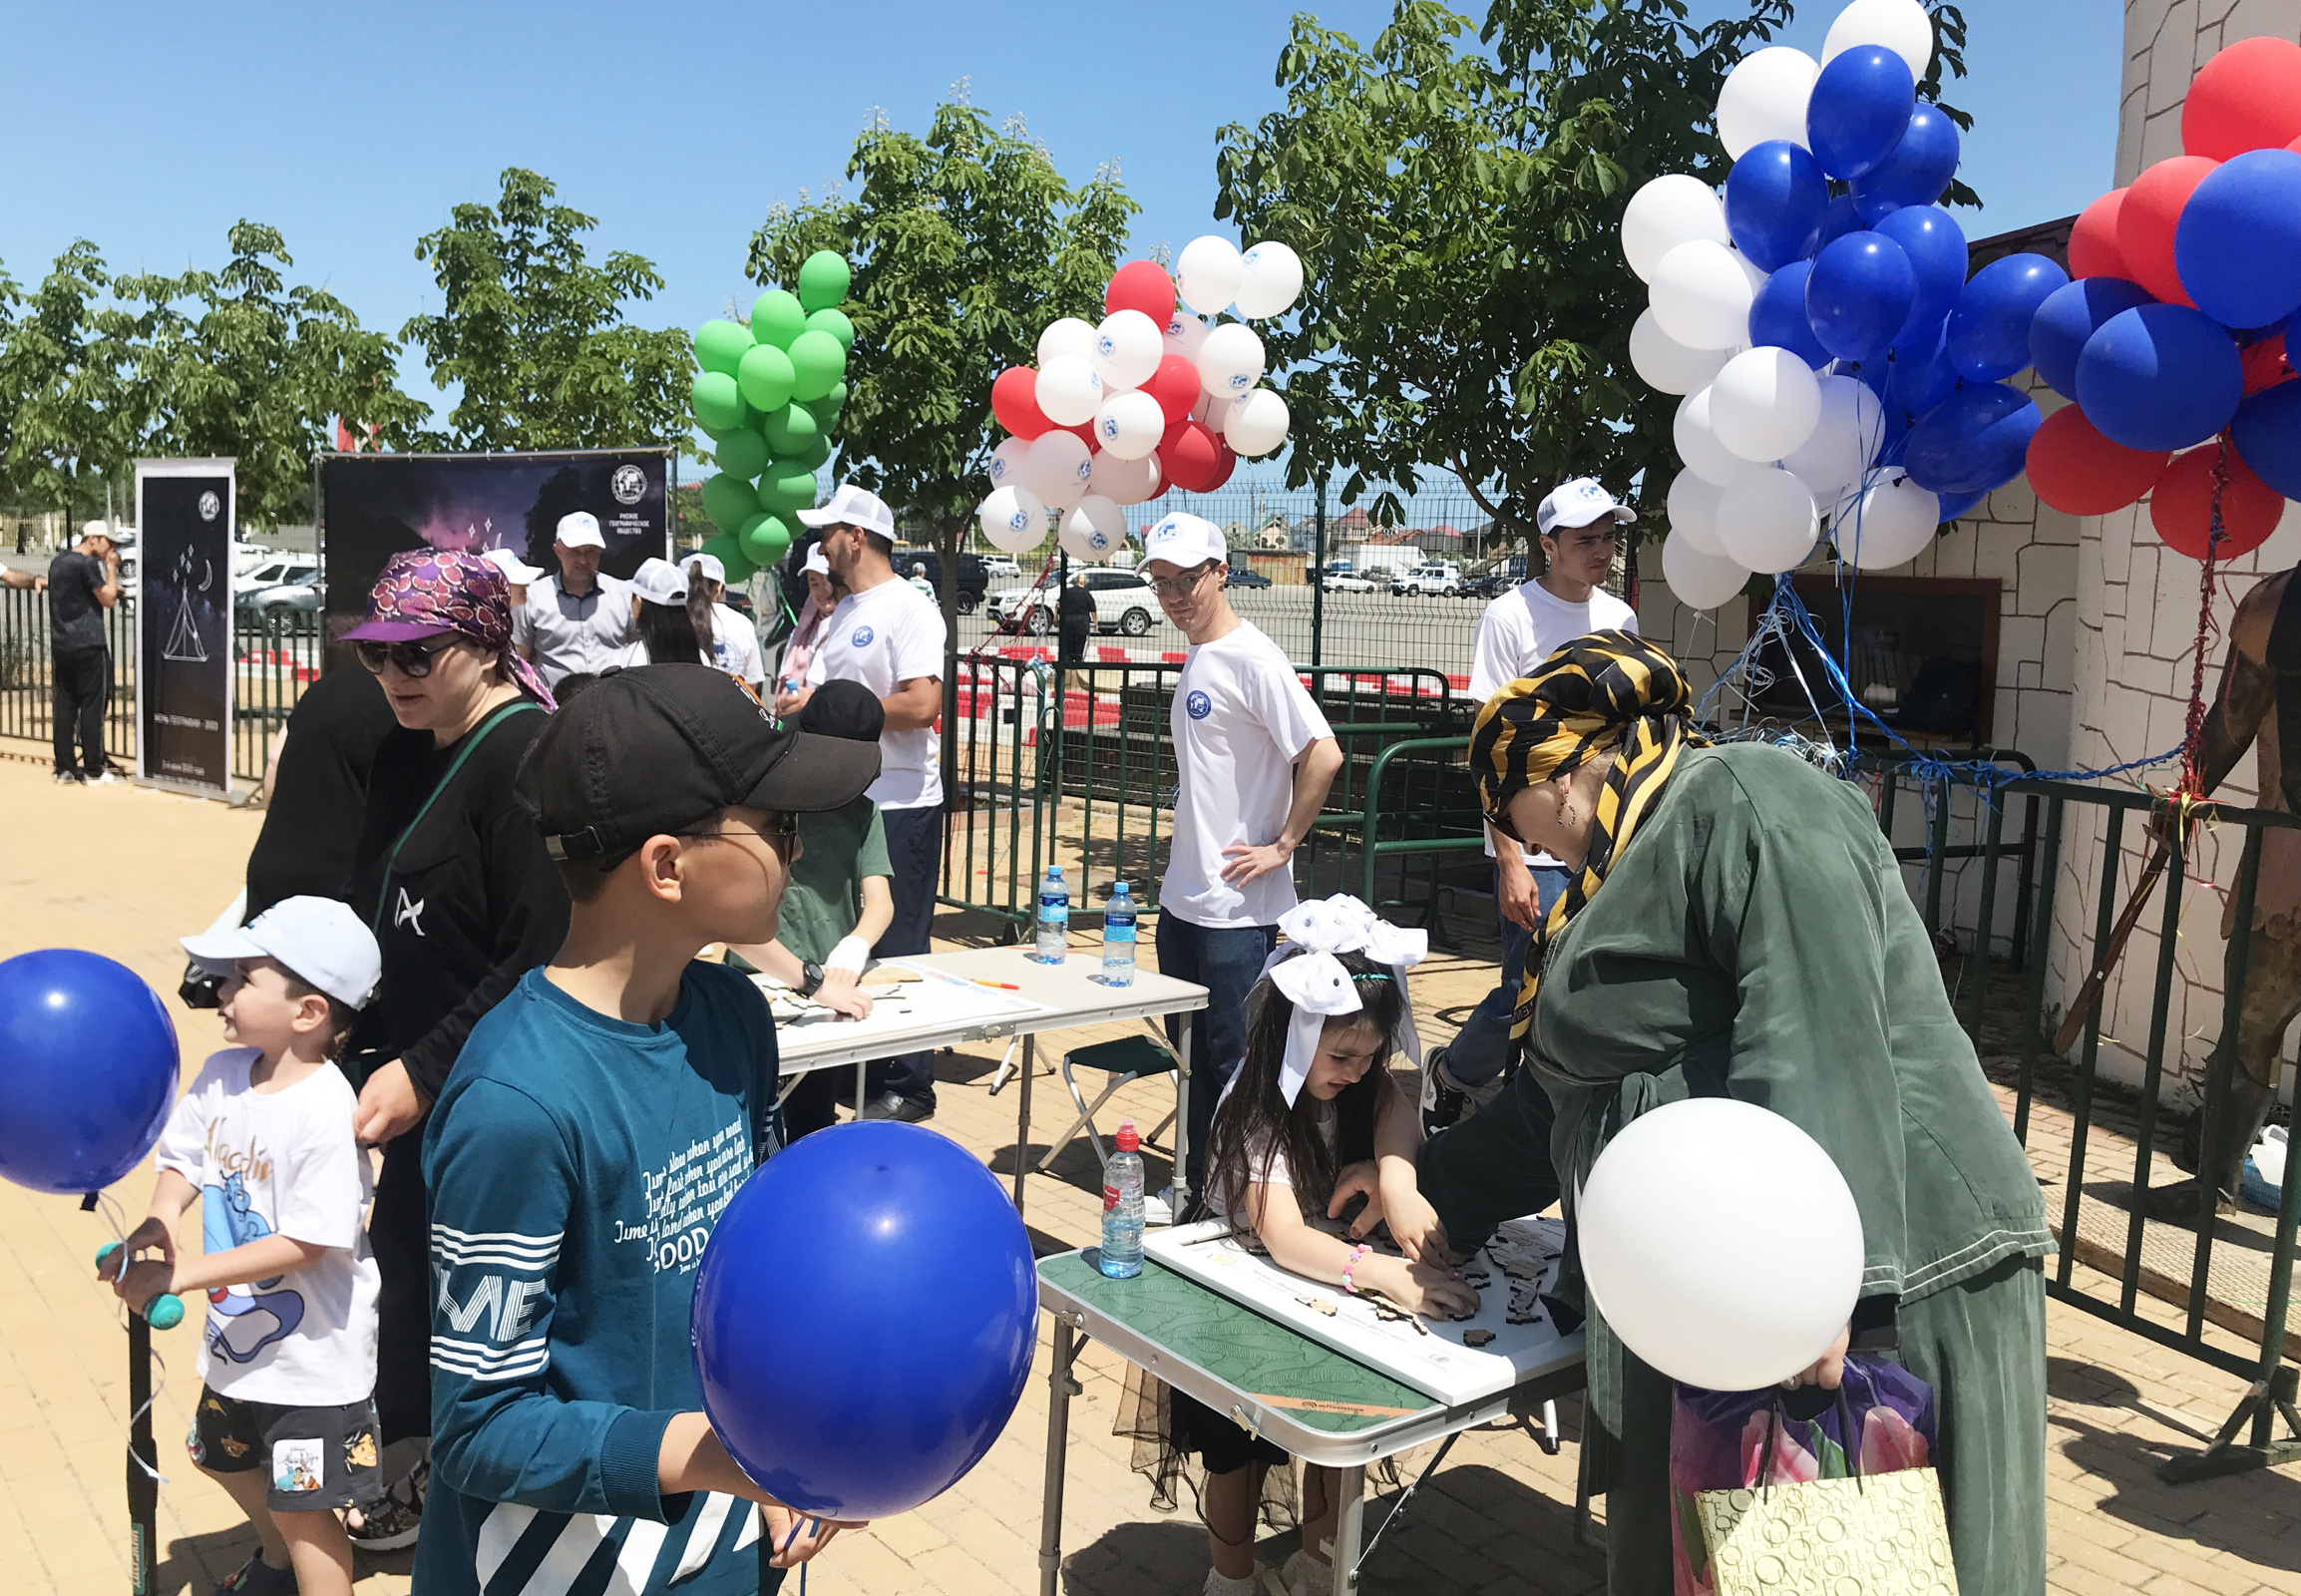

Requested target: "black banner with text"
[{"left": 136, "top": 462, "right": 234, "bottom": 794}]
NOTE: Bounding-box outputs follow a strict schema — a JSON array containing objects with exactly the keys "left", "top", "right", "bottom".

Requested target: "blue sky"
[{"left": 0, "top": 1, "right": 2118, "bottom": 424}]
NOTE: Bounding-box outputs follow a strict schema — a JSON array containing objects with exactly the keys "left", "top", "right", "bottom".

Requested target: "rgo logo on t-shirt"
[
  {"left": 852, "top": 625, "right": 876, "bottom": 648},
  {"left": 1186, "top": 690, "right": 1213, "bottom": 720}
]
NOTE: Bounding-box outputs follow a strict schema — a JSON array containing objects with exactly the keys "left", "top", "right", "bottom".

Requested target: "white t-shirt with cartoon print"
[{"left": 153, "top": 1048, "right": 380, "bottom": 1406}]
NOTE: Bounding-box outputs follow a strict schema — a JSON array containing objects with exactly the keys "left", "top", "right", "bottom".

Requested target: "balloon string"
[{"left": 92, "top": 1194, "right": 171, "bottom": 1486}]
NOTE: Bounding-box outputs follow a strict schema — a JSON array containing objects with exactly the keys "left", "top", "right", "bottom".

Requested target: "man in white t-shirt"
[
  {"left": 1143, "top": 512, "right": 1343, "bottom": 1211},
  {"left": 1426, "top": 477, "right": 1639, "bottom": 1131},
  {"left": 511, "top": 511, "right": 634, "bottom": 687},
  {"left": 786, "top": 482, "right": 949, "bottom": 1122},
  {"left": 677, "top": 551, "right": 767, "bottom": 689}
]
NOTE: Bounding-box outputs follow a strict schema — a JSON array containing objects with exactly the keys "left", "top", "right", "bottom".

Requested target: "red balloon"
[
  {"left": 1066, "top": 421, "right": 1098, "bottom": 452},
  {"left": 1161, "top": 421, "right": 1228, "bottom": 493},
  {"left": 2243, "top": 333, "right": 2293, "bottom": 395},
  {"left": 992, "top": 366, "right": 1053, "bottom": 439},
  {"left": 2117, "top": 157, "right": 2218, "bottom": 307},
  {"left": 1105, "top": 260, "right": 1178, "bottom": 327},
  {"left": 1201, "top": 445, "right": 1238, "bottom": 493},
  {"left": 2182, "top": 37, "right": 2301, "bottom": 162},
  {"left": 2151, "top": 441, "right": 2286, "bottom": 560},
  {"left": 2067, "top": 190, "right": 2131, "bottom": 281},
  {"left": 2026, "top": 404, "right": 2171, "bottom": 516},
  {"left": 1144, "top": 354, "right": 1202, "bottom": 425}
]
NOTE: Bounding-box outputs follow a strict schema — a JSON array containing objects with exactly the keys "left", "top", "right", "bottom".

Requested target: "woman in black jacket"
[{"left": 337, "top": 549, "right": 569, "bottom": 1547}]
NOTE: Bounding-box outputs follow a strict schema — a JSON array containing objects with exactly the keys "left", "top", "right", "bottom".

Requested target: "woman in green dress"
[{"left": 1417, "top": 632, "right": 2050, "bottom": 1596}]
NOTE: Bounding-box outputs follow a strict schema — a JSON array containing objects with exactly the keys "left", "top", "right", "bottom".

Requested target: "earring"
[{"left": 1560, "top": 801, "right": 1577, "bottom": 831}]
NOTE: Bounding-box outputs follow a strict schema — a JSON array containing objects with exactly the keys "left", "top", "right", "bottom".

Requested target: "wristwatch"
[{"left": 798, "top": 961, "right": 825, "bottom": 998}]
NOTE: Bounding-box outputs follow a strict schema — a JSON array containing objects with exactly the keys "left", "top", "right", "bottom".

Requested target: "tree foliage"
[{"left": 0, "top": 241, "right": 148, "bottom": 519}]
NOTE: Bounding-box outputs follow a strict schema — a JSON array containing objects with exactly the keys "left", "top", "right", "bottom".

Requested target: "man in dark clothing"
[
  {"left": 245, "top": 667, "right": 399, "bottom": 920},
  {"left": 47, "top": 522, "right": 122, "bottom": 783},
  {"left": 1058, "top": 570, "right": 1096, "bottom": 663}
]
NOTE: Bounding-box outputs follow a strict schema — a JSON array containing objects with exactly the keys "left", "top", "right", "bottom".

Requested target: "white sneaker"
[
  {"left": 1144, "top": 1185, "right": 1175, "bottom": 1227},
  {"left": 1281, "top": 1548, "right": 1334, "bottom": 1596}
]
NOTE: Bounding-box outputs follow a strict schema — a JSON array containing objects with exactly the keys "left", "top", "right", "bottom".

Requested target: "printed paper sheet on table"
[{"left": 753, "top": 961, "right": 1049, "bottom": 1044}]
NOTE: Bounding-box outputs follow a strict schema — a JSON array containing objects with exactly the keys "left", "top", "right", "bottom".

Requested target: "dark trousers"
[
  {"left": 1444, "top": 864, "right": 1567, "bottom": 1088},
  {"left": 51, "top": 645, "right": 108, "bottom": 777},
  {"left": 868, "top": 803, "right": 944, "bottom": 1104},
  {"left": 368, "top": 1133, "right": 432, "bottom": 1444},
  {"left": 1155, "top": 912, "right": 1279, "bottom": 1201},
  {"left": 1059, "top": 623, "right": 1091, "bottom": 663}
]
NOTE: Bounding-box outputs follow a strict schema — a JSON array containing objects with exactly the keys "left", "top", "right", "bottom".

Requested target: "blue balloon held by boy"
[{"left": 0, "top": 950, "right": 179, "bottom": 1196}]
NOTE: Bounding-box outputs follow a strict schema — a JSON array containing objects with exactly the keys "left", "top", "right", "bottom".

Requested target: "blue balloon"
[
  {"left": 2029, "top": 276, "right": 2156, "bottom": 399},
  {"left": 1726, "top": 141, "right": 1830, "bottom": 271},
  {"left": 1807, "top": 231, "right": 1917, "bottom": 362},
  {"left": 692, "top": 1121, "right": 1036, "bottom": 1519},
  {"left": 2075, "top": 303, "right": 2245, "bottom": 452},
  {"left": 1806, "top": 46, "right": 1917, "bottom": 182},
  {"left": 1935, "top": 488, "right": 1989, "bottom": 522},
  {"left": 1816, "top": 194, "right": 1865, "bottom": 253},
  {"left": 1886, "top": 322, "right": 1959, "bottom": 421},
  {"left": 1874, "top": 205, "right": 1969, "bottom": 348},
  {"left": 1748, "top": 260, "right": 1832, "bottom": 367},
  {"left": 1946, "top": 253, "right": 2070, "bottom": 382},
  {"left": 2232, "top": 379, "right": 2301, "bottom": 501},
  {"left": 2173, "top": 149, "right": 2301, "bottom": 331},
  {"left": 0, "top": 951, "right": 178, "bottom": 1195},
  {"left": 1904, "top": 383, "right": 2042, "bottom": 497},
  {"left": 1849, "top": 105, "right": 1963, "bottom": 222}
]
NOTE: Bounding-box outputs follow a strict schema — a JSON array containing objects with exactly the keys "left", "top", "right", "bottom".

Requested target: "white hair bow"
[{"left": 1257, "top": 894, "right": 1428, "bottom": 1106}]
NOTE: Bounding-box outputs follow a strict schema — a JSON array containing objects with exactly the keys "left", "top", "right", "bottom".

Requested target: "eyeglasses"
[
  {"left": 1144, "top": 562, "right": 1219, "bottom": 599},
  {"left": 677, "top": 813, "right": 800, "bottom": 859},
  {"left": 354, "top": 636, "right": 462, "bottom": 678}
]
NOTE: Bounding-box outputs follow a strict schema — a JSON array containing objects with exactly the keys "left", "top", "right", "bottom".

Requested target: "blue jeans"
[
  {"left": 868, "top": 803, "right": 943, "bottom": 1104},
  {"left": 1445, "top": 864, "right": 1569, "bottom": 1089},
  {"left": 1155, "top": 912, "right": 1279, "bottom": 1201}
]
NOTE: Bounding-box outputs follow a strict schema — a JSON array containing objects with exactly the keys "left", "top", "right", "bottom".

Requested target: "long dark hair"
[
  {"left": 1201, "top": 947, "right": 1407, "bottom": 1231},
  {"left": 686, "top": 582, "right": 719, "bottom": 661},
  {"left": 636, "top": 597, "right": 707, "bottom": 665}
]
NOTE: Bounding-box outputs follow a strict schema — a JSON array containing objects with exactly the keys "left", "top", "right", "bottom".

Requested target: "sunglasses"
[
  {"left": 354, "top": 636, "right": 470, "bottom": 678},
  {"left": 677, "top": 813, "right": 800, "bottom": 859}
]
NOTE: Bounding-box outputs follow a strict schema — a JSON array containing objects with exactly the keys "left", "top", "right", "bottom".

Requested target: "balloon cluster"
[
  {"left": 1635, "top": 0, "right": 2061, "bottom": 610},
  {"left": 688, "top": 250, "right": 856, "bottom": 582},
  {"left": 2024, "top": 36, "right": 2301, "bottom": 562},
  {"left": 976, "top": 238, "right": 1301, "bottom": 564}
]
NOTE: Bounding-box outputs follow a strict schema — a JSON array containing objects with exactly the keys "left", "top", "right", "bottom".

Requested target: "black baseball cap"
[
  {"left": 797, "top": 678, "right": 886, "bottom": 743},
  {"left": 518, "top": 663, "right": 881, "bottom": 864}
]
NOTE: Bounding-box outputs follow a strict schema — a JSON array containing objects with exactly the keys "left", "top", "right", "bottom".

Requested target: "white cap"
[
  {"left": 481, "top": 547, "right": 545, "bottom": 586},
  {"left": 82, "top": 519, "right": 113, "bottom": 542},
  {"left": 628, "top": 557, "right": 689, "bottom": 606},
  {"left": 556, "top": 511, "right": 606, "bottom": 549},
  {"left": 680, "top": 551, "right": 728, "bottom": 586},
  {"left": 797, "top": 483, "right": 896, "bottom": 542},
  {"left": 1140, "top": 512, "right": 1227, "bottom": 571},
  {"left": 182, "top": 895, "right": 382, "bottom": 1010},
  {"left": 1536, "top": 478, "right": 1638, "bottom": 537},
  {"left": 802, "top": 546, "right": 832, "bottom": 578}
]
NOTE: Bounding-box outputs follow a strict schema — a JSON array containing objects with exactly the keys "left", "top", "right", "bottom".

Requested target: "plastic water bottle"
[
  {"left": 1100, "top": 1119, "right": 1145, "bottom": 1278},
  {"left": 1036, "top": 865, "right": 1069, "bottom": 964},
  {"left": 1101, "top": 881, "right": 1137, "bottom": 987}
]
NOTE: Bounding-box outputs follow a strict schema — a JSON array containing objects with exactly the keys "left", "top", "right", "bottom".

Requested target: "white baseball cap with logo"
[
  {"left": 1140, "top": 512, "right": 1228, "bottom": 571},
  {"left": 797, "top": 483, "right": 896, "bottom": 542},
  {"left": 182, "top": 895, "right": 383, "bottom": 1010},
  {"left": 803, "top": 546, "right": 832, "bottom": 578},
  {"left": 628, "top": 557, "right": 689, "bottom": 606},
  {"left": 481, "top": 547, "right": 545, "bottom": 586},
  {"left": 1535, "top": 478, "right": 1638, "bottom": 538},
  {"left": 680, "top": 551, "right": 728, "bottom": 586},
  {"left": 556, "top": 511, "right": 606, "bottom": 549}
]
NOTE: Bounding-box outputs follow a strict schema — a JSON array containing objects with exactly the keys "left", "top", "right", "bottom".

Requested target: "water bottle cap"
[{"left": 1115, "top": 1118, "right": 1139, "bottom": 1152}]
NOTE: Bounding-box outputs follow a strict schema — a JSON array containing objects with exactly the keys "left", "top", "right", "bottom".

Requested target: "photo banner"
[
  {"left": 318, "top": 449, "right": 673, "bottom": 663},
  {"left": 135, "top": 459, "right": 235, "bottom": 796}
]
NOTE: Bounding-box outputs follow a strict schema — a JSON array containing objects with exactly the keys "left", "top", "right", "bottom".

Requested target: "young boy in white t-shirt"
[{"left": 102, "top": 896, "right": 385, "bottom": 1596}]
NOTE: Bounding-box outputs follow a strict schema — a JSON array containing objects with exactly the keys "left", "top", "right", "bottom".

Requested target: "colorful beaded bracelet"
[{"left": 1341, "top": 1243, "right": 1372, "bottom": 1294}]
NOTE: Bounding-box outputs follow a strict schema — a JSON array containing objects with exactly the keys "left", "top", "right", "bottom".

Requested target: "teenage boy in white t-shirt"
[
  {"left": 104, "top": 896, "right": 385, "bottom": 1596},
  {"left": 1142, "top": 512, "right": 1343, "bottom": 1216},
  {"left": 783, "top": 483, "right": 950, "bottom": 1123},
  {"left": 1425, "top": 477, "right": 1639, "bottom": 1131}
]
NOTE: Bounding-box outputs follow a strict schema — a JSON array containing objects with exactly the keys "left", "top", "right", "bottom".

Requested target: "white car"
[
  {"left": 987, "top": 569, "right": 1163, "bottom": 637},
  {"left": 1321, "top": 571, "right": 1377, "bottom": 594},
  {"left": 235, "top": 555, "right": 318, "bottom": 595},
  {"left": 979, "top": 556, "right": 1021, "bottom": 580},
  {"left": 1389, "top": 562, "right": 1464, "bottom": 597}
]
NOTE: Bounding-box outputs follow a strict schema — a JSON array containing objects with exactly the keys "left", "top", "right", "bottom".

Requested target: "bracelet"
[
  {"left": 825, "top": 936, "right": 872, "bottom": 976},
  {"left": 1341, "top": 1243, "right": 1372, "bottom": 1294}
]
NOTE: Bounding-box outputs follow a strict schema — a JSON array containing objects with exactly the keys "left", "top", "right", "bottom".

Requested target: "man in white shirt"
[
  {"left": 677, "top": 551, "right": 767, "bottom": 689},
  {"left": 1426, "top": 477, "right": 1638, "bottom": 1131},
  {"left": 1143, "top": 512, "right": 1343, "bottom": 1211},
  {"left": 511, "top": 511, "right": 634, "bottom": 687},
  {"left": 783, "top": 483, "right": 949, "bottom": 1122}
]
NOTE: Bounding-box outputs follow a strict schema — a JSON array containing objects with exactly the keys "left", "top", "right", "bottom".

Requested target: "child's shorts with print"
[{"left": 189, "top": 1386, "right": 384, "bottom": 1513}]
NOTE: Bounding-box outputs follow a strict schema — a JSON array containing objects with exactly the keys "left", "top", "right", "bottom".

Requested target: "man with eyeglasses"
[
  {"left": 1142, "top": 512, "right": 1344, "bottom": 1220},
  {"left": 1422, "top": 477, "right": 1638, "bottom": 1134},
  {"left": 512, "top": 511, "right": 634, "bottom": 688}
]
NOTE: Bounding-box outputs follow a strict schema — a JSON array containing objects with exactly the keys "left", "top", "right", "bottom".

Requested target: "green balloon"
[
  {"left": 713, "top": 428, "right": 772, "bottom": 481},
  {"left": 701, "top": 532, "right": 756, "bottom": 584},
  {"left": 804, "top": 395, "right": 844, "bottom": 432},
  {"left": 798, "top": 250, "right": 851, "bottom": 313},
  {"left": 736, "top": 343, "right": 795, "bottom": 412},
  {"left": 791, "top": 431, "right": 832, "bottom": 471},
  {"left": 758, "top": 462, "right": 819, "bottom": 514},
  {"left": 691, "top": 370, "right": 745, "bottom": 433},
  {"left": 805, "top": 307, "right": 855, "bottom": 352},
  {"left": 761, "top": 401, "right": 821, "bottom": 456},
  {"left": 694, "top": 318, "right": 755, "bottom": 378},
  {"left": 787, "top": 329, "right": 846, "bottom": 402},
  {"left": 750, "top": 289, "right": 807, "bottom": 350},
  {"left": 701, "top": 472, "right": 760, "bottom": 534},
  {"left": 741, "top": 512, "right": 794, "bottom": 567}
]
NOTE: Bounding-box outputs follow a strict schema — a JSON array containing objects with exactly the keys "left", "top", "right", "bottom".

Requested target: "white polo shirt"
[
  {"left": 512, "top": 573, "right": 635, "bottom": 687},
  {"left": 1468, "top": 579, "right": 1637, "bottom": 867},
  {"left": 806, "top": 577, "right": 948, "bottom": 810}
]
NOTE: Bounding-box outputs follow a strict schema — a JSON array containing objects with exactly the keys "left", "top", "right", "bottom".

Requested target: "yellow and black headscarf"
[{"left": 1468, "top": 630, "right": 1708, "bottom": 1035}]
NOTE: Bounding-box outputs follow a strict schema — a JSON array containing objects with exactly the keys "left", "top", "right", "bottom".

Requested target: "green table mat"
[{"left": 1039, "top": 1251, "right": 1437, "bottom": 1436}]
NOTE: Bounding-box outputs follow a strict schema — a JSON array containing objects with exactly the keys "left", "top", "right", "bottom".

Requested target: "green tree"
[
  {"left": 401, "top": 168, "right": 691, "bottom": 453},
  {"left": 0, "top": 240, "right": 149, "bottom": 522}
]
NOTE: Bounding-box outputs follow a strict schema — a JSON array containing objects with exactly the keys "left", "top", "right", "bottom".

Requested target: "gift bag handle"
[{"left": 1754, "top": 1385, "right": 1863, "bottom": 1501}]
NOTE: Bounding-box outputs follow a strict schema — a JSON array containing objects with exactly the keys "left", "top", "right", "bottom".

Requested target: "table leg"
[
  {"left": 1172, "top": 1025, "right": 1193, "bottom": 1219},
  {"left": 853, "top": 1058, "right": 867, "bottom": 1120},
  {"left": 1038, "top": 1317, "right": 1078, "bottom": 1596},
  {"left": 1332, "top": 1462, "right": 1366, "bottom": 1593},
  {"left": 1013, "top": 1033, "right": 1037, "bottom": 1213}
]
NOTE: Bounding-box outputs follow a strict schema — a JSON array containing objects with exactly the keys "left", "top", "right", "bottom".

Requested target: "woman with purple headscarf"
[{"left": 334, "top": 550, "right": 569, "bottom": 1549}]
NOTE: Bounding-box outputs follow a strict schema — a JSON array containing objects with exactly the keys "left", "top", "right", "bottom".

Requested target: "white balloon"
[
  {"left": 1034, "top": 355, "right": 1103, "bottom": 427},
  {"left": 1578, "top": 1098, "right": 1865, "bottom": 1392},
  {"left": 1163, "top": 308, "right": 1210, "bottom": 360},
  {"left": 1709, "top": 347, "right": 1823, "bottom": 463},
  {"left": 986, "top": 437, "right": 1030, "bottom": 491},
  {"left": 1666, "top": 468, "right": 1729, "bottom": 558},
  {"left": 1190, "top": 390, "right": 1225, "bottom": 433},
  {"left": 1661, "top": 529, "right": 1750, "bottom": 610},
  {"left": 976, "top": 486, "right": 1048, "bottom": 554},
  {"left": 1091, "top": 448, "right": 1160, "bottom": 507},
  {"left": 1822, "top": 0, "right": 1935, "bottom": 81},
  {"left": 1023, "top": 429, "right": 1094, "bottom": 511},
  {"left": 1730, "top": 246, "right": 1769, "bottom": 296},
  {"left": 1090, "top": 309, "right": 1164, "bottom": 392},
  {"left": 1224, "top": 390, "right": 1291, "bottom": 458},
  {"left": 1831, "top": 472, "right": 1942, "bottom": 570},
  {"left": 1649, "top": 239, "right": 1757, "bottom": 352},
  {"left": 1176, "top": 235, "right": 1245, "bottom": 316},
  {"left": 1715, "top": 467, "right": 1820, "bottom": 574},
  {"left": 1093, "top": 390, "right": 1166, "bottom": 461},
  {"left": 1674, "top": 388, "right": 1766, "bottom": 489},
  {"left": 1781, "top": 375, "right": 1888, "bottom": 511},
  {"left": 1622, "top": 175, "right": 1730, "bottom": 283},
  {"left": 1716, "top": 47, "right": 1821, "bottom": 160},
  {"left": 1036, "top": 317, "right": 1096, "bottom": 366},
  {"left": 1058, "top": 495, "right": 1128, "bottom": 563},
  {"left": 1196, "top": 321, "right": 1266, "bottom": 398},
  {"left": 1630, "top": 309, "right": 1732, "bottom": 396},
  {"left": 1234, "top": 239, "right": 1306, "bottom": 318}
]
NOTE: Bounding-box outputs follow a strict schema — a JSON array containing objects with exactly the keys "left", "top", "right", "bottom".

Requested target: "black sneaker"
[
  {"left": 1421, "top": 1046, "right": 1469, "bottom": 1136},
  {"left": 860, "top": 1091, "right": 936, "bottom": 1124},
  {"left": 213, "top": 1551, "right": 296, "bottom": 1595},
  {"left": 346, "top": 1453, "right": 426, "bottom": 1552}
]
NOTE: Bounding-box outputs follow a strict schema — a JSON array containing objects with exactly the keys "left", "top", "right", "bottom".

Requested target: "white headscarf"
[{"left": 1256, "top": 894, "right": 1427, "bottom": 1107}]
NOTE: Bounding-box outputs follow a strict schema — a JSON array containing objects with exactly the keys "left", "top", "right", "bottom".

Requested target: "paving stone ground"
[{"left": 6, "top": 745, "right": 2301, "bottom": 1594}]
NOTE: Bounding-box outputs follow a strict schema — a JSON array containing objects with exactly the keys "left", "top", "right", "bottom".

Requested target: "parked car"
[
  {"left": 893, "top": 549, "right": 988, "bottom": 614},
  {"left": 1462, "top": 568, "right": 1515, "bottom": 599},
  {"left": 1389, "top": 562, "right": 1464, "bottom": 598},
  {"left": 234, "top": 555, "right": 318, "bottom": 595},
  {"left": 980, "top": 556, "right": 1021, "bottom": 580},
  {"left": 987, "top": 568, "right": 1164, "bottom": 636},
  {"left": 1225, "top": 568, "right": 1273, "bottom": 590},
  {"left": 1321, "top": 571, "right": 1377, "bottom": 594},
  {"left": 236, "top": 577, "right": 321, "bottom": 628}
]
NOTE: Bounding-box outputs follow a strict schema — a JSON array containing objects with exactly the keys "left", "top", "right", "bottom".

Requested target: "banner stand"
[{"left": 133, "top": 458, "right": 236, "bottom": 800}]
